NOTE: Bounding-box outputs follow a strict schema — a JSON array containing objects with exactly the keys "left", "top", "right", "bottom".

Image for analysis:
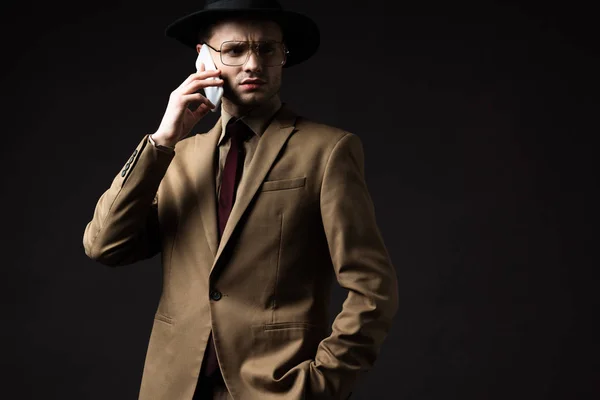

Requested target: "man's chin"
[{"left": 235, "top": 91, "right": 272, "bottom": 107}]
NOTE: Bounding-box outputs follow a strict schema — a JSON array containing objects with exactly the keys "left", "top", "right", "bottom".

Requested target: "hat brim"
[{"left": 165, "top": 9, "right": 320, "bottom": 68}]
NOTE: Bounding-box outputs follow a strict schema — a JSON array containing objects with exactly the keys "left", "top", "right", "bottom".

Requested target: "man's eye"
[
  {"left": 225, "top": 45, "right": 247, "bottom": 55},
  {"left": 260, "top": 45, "right": 276, "bottom": 55}
]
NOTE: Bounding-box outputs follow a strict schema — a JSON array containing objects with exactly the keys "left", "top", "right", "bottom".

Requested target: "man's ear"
[
  {"left": 282, "top": 43, "right": 288, "bottom": 66},
  {"left": 196, "top": 43, "right": 202, "bottom": 54}
]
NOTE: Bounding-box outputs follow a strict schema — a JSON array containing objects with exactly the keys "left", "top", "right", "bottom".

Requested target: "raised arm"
[
  {"left": 83, "top": 136, "right": 174, "bottom": 266},
  {"left": 83, "top": 66, "right": 223, "bottom": 266}
]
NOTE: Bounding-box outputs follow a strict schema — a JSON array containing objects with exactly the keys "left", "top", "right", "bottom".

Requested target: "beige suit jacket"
[{"left": 83, "top": 105, "right": 399, "bottom": 400}]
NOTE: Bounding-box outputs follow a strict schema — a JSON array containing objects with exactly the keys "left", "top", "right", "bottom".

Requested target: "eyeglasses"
[{"left": 204, "top": 41, "right": 289, "bottom": 67}]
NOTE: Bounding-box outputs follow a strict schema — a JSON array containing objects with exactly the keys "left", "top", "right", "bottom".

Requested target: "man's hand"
[{"left": 152, "top": 63, "right": 223, "bottom": 148}]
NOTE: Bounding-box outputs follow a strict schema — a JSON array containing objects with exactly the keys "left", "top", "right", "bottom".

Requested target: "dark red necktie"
[
  {"left": 217, "top": 120, "right": 252, "bottom": 239},
  {"left": 200, "top": 119, "right": 252, "bottom": 379}
]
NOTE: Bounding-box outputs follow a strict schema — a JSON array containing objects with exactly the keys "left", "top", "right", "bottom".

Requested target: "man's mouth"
[
  {"left": 240, "top": 78, "right": 266, "bottom": 90},
  {"left": 240, "top": 78, "right": 266, "bottom": 85}
]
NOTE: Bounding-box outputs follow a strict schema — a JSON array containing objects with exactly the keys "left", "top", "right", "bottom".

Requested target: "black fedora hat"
[{"left": 165, "top": 0, "right": 320, "bottom": 68}]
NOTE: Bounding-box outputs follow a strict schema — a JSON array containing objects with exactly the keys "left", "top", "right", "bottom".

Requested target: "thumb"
[{"left": 191, "top": 102, "right": 211, "bottom": 119}]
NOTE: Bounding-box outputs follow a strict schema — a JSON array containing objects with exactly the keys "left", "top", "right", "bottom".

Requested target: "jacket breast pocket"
[{"left": 260, "top": 177, "right": 306, "bottom": 192}]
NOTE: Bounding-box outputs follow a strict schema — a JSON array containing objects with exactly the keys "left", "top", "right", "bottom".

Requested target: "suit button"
[{"left": 210, "top": 290, "right": 222, "bottom": 301}]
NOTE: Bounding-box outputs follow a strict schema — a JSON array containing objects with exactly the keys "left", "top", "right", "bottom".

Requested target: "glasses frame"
[{"left": 203, "top": 40, "right": 289, "bottom": 67}]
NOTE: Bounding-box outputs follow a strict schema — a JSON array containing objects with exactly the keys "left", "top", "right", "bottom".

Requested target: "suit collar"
[
  {"left": 193, "top": 118, "right": 222, "bottom": 258},
  {"left": 217, "top": 95, "right": 283, "bottom": 145}
]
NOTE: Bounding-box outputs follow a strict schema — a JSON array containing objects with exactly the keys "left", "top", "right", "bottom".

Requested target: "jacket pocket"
[
  {"left": 243, "top": 322, "right": 326, "bottom": 389},
  {"left": 154, "top": 313, "right": 174, "bottom": 325},
  {"left": 261, "top": 321, "right": 321, "bottom": 331},
  {"left": 260, "top": 177, "right": 306, "bottom": 192}
]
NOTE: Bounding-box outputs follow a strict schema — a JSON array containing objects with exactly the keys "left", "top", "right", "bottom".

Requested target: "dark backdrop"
[{"left": 1, "top": 0, "right": 597, "bottom": 399}]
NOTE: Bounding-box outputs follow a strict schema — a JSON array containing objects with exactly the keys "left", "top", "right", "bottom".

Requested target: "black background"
[{"left": 1, "top": 0, "right": 597, "bottom": 399}]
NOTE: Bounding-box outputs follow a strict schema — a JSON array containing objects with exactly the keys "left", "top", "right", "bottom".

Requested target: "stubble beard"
[{"left": 226, "top": 82, "right": 279, "bottom": 109}]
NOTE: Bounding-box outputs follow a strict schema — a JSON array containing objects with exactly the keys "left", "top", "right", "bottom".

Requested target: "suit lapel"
[
  {"left": 210, "top": 105, "right": 298, "bottom": 273},
  {"left": 193, "top": 119, "right": 222, "bottom": 258}
]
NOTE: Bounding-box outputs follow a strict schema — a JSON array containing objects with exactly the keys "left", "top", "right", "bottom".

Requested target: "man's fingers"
[
  {"left": 181, "top": 78, "right": 224, "bottom": 95},
  {"left": 182, "top": 93, "right": 215, "bottom": 109},
  {"left": 177, "top": 70, "right": 222, "bottom": 91},
  {"left": 195, "top": 69, "right": 221, "bottom": 79}
]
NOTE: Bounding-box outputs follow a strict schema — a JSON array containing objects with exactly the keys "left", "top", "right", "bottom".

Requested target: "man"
[{"left": 83, "top": 0, "right": 398, "bottom": 399}]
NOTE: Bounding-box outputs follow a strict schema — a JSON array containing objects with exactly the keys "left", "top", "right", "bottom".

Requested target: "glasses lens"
[
  {"left": 257, "top": 42, "right": 284, "bottom": 66},
  {"left": 221, "top": 41, "right": 285, "bottom": 66},
  {"left": 221, "top": 41, "right": 250, "bottom": 65}
]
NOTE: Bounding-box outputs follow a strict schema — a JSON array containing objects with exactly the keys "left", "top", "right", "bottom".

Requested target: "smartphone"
[{"left": 196, "top": 44, "right": 223, "bottom": 112}]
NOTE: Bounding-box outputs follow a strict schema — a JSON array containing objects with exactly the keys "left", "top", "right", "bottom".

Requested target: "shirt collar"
[{"left": 218, "top": 95, "right": 282, "bottom": 146}]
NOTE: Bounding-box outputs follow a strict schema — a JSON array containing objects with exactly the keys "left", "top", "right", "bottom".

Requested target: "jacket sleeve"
[
  {"left": 310, "top": 133, "right": 399, "bottom": 399},
  {"left": 83, "top": 135, "right": 175, "bottom": 266}
]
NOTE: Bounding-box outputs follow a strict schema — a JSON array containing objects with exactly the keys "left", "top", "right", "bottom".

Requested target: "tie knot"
[{"left": 226, "top": 119, "right": 253, "bottom": 143}]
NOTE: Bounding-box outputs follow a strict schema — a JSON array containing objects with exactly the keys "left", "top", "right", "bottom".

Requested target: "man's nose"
[{"left": 243, "top": 49, "right": 262, "bottom": 72}]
